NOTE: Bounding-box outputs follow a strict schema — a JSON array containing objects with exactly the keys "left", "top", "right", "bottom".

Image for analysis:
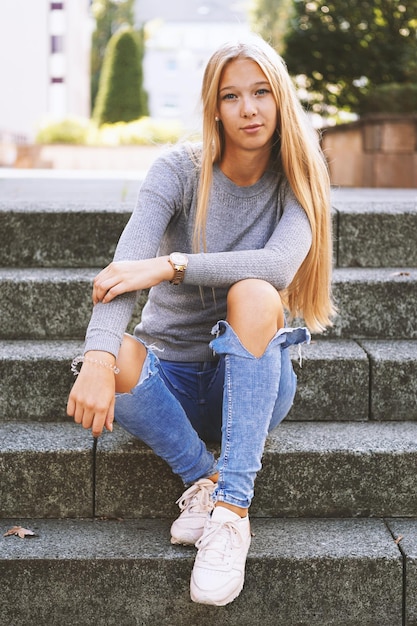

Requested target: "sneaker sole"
[
  {"left": 170, "top": 535, "right": 198, "bottom": 546},
  {"left": 190, "top": 578, "right": 245, "bottom": 606}
]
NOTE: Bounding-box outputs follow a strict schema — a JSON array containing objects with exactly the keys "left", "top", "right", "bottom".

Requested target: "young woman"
[{"left": 67, "top": 35, "right": 334, "bottom": 607}]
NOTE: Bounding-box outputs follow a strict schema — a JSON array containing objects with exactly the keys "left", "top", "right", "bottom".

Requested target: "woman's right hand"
[{"left": 66, "top": 351, "right": 116, "bottom": 438}]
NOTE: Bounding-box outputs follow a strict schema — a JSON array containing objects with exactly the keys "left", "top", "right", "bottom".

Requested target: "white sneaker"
[
  {"left": 170, "top": 478, "right": 216, "bottom": 545},
  {"left": 190, "top": 506, "right": 251, "bottom": 606}
]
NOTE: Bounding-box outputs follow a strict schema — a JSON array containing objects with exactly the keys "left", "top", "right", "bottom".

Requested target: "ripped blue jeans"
[{"left": 114, "top": 321, "right": 310, "bottom": 509}]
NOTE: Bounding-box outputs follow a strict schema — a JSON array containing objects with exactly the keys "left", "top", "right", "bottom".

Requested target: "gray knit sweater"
[{"left": 84, "top": 144, "right": 312, "bottom": 362}]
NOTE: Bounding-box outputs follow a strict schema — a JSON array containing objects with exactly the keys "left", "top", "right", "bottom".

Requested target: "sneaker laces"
[
  {"left": 195, "top": 519, "right": 242, "bottom": 565},
  {"left": 175, "top": 481, "right": 214, "bottom": 514}
]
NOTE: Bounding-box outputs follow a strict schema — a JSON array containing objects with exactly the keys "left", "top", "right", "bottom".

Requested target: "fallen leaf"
[
  {"left": 4, "top": 525, "right": 37, "bottom": 539},
  {"left": 391, "top": 272, "right": 410, "bottom": 277},
  {"left": 394, "top": 535, "right": 404, "bottom": 545}
]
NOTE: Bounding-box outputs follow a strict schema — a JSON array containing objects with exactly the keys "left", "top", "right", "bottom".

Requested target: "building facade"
[
  {"left": 0, "top": 0, "right": 251, "bottom": 145},
  {"left": 0, "top": 0, "right": 92, "bottom": 142},
  {"left": 135, "top": 0, "right": 252, "bottom": 131}
]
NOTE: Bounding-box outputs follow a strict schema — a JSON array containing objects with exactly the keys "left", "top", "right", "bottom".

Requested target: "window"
[
  {"left": 166, "top": 58, "right": 177, "bottom": 72},
  {"left": 161, "top": 97, "right": 179, "bottom": 117},
  {"left": 51, "top": 35, "right": 64, "bottom": 53}
]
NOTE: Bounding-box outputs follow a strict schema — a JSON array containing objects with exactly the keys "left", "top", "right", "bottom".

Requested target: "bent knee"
[
  {"left": 227, "top": 279, "right": 282, "bottom": 309},
  {"left": 227, "top": 279, "right": 284, "bottom": 327},
  {"left": 226, "top": 280, "right": 284, "bottom": 355}
]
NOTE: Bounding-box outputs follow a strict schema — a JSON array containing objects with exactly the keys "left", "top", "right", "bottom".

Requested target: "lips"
[{"left": 241, "top": 124, "right": 263, "bottom": 133}]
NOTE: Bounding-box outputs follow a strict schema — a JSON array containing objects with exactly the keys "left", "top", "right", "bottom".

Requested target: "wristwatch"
[{"left": 168, "top": 252, "right": 189, "bottom": 285}]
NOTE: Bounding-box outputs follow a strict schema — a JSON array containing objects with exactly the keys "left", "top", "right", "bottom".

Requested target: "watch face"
[{"left": 170, "top": 252, "right": 188, "bottom": 266}]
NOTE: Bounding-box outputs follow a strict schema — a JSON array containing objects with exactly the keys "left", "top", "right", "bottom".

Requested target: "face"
[{"left": 216, "top": 58, "right": 278, "bottom": 154}]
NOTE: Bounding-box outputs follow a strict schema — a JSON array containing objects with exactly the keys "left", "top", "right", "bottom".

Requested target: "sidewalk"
[{"left": 1, "top": 168, "right": 416, "bottom": 206}]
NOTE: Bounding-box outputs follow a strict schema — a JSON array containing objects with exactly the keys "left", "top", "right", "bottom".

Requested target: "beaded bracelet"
[{"left": 71, "top": 355, "right": 120, "bottom": 377}]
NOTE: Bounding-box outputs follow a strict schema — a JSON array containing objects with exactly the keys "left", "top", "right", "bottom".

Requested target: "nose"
[{"left": 241, "top": 97, "right": 257, "bottom": 118}]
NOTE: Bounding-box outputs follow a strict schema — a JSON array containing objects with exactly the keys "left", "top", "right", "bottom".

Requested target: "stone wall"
[
  {"left": 2, "top": 117, "right": 417, "bottom": 187},
  {"left": 321, "top": 114, "right": 417, "bottom": 188}
]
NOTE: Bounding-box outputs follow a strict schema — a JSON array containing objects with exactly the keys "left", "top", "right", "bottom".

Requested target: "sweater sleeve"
[
  {"left": 184, "top": 185, "right": 313, "bottom": 291},
  {"left": 83, "top": 147, "right": 192, "bottom": 357}
]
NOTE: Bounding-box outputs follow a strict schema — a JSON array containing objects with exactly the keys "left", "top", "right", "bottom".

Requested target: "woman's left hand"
[{"left": 92, "top": 257, "right": 174, "bottom": 304}]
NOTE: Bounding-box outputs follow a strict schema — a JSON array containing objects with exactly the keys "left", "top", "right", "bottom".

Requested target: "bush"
[
  {"left": 35, "top": 117, "right": 89, "bottom": 144},
  {"left": 35, "top": 117, "right": 186, "bottom": 146},
  {"left": 357, "top": 83, "right": 417, "bottom": 115},
  {"left": 93, "top": 27, "right": 148, "bottom": 126}
]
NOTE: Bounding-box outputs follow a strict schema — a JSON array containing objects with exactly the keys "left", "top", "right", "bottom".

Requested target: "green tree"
[
  {"left": 90, "top": 0, "right": 135, "bottom": 112},
  {"left": 93, "top": 27, "right": 148, "bottom": 125},
  {"left": 258, "top": 0, "right": 417, "bottom": 114},
  {"left": 251, "top": 0, "right": 293, "bottom": 53}
]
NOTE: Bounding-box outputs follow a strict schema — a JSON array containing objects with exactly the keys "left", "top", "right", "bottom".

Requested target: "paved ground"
[
  {"left": 0, "top": 170, "right": 143, "bottom": 204},
  {"left": 1, "top": 165, "right": 416, "bottom": 206}
]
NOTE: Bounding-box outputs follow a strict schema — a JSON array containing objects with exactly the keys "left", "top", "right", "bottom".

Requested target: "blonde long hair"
[{"left": 194, "top": 36, "right": 335, "bottom": 333}]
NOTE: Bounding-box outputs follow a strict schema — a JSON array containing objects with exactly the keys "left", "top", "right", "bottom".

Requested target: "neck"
[{"left": 220, "top": 147, "right": 272, "bottom": 186}]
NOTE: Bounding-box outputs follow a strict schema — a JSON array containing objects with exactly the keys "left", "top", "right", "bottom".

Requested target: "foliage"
[
  {"left": 92, "top": 27, "right": 148, "bottom": 126},
  {"left": 262, "top": 0, "right": 417, "bottom": 114},
  {"left": 4, "top": 525, "right": 36, "bottom": 539},
  {"left": 36, "top": 117, "right": 89, "bottom": 144},
  {"left": 357, "top": 83, "right": 417, "bottom": 115},
  {"left": 94, "top": 118, "right": 185, "bottom": 145},
  {"left": 35, "top": 117, "right": 185, "bottom": 146},
  {"left": 251, "top": 0, "right": 293, "bottom": 53},
  {"left": 90, "top": 0, "right": 135, "bottom": 111}
]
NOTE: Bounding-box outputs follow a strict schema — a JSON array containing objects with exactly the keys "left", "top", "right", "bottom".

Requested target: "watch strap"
[{"left": 170, "top": 266, "right": 186, "bottom": 285}]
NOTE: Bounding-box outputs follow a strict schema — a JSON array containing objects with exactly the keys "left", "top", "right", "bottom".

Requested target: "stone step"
[
  {"left": 0, "top": 268, "right": 96, "bottom": 340},
  {"left": 327, "top": 266, "right": 417, "bottom": 339},
  {"left": 96, "top": 421, "right": 417, "bottom": 520},
  {"left": 1, "top": 421, "right": 417, "bottom": 519},
  {"left": 1, "top": 196, "right": 416, "bottom": 268},
  {"left": 0, "top": 203, "right": 130, "bottom": 268},
  {"left": 0, "top": 267, "right": 415, "bottom": 341},
  {"left": 389, "top": 518, "right": 417, "bottom": 626},
  {"left": 0, "top": 423, "right": 94, "bottom": 518},
  {"left": 0, "top": 268, "right": 147, "bottom": 340},
  {"left": 360, "top": 340, "right": 417, "bottom": 421},
  {"left": 0, "top": 174, "right": 136, "bottom": 269},
  {"left": 2, "top": 339, "right": 416, "bottom": 423},
  {"left": 0, "top": 340, "right": 83, "bottom": 422},
  {"left": 0, "top": 516, "right": 403, "bottom": 625},
  {"left": 292, "top": 338, "right": 417, "bottom": 422},
  {"left": 333, "top": 196, "right": 417, "bottom": 268}
]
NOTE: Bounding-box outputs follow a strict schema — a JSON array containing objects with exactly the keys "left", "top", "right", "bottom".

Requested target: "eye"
[
  {"left": 255, "top": 88, "right": 270, "bottom": 96},
  {"left": 221, "top": 93, "right": 237, "bottom": 100}
]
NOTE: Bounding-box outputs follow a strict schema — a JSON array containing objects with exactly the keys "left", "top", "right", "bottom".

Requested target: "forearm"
[
  {"left": 84, "top": 293, "right": 137, "bottom": 358},
  {"left": 185, "top": 203, "right": 313, "bottom": 291},
  {"left": 85, "top": 257, "right": 175, "bottom": 357}
]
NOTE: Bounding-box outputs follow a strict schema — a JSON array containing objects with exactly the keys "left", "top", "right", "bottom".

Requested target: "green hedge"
[
  {"left": 357, "top": 83, "right": 417, "bottom": 115},
  {"left": 35, "top": 117, "right": 187, "bottom": 146},
  {"left": 36, "top": 118, "right": 89, "bottom": 145}
]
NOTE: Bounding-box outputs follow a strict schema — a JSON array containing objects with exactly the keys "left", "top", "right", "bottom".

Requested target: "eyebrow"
[{"left": 219, "top": 80, "right": 270, "bottom": 93}]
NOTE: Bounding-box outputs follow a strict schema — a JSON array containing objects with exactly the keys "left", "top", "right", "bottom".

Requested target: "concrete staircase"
[{"left": 1, "top": 175, "right": 417, "bottom": 626}]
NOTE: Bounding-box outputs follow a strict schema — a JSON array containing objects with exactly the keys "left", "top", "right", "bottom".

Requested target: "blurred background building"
[
  {"left": 135, "top": 0, "right": 251, "bottom": 130},
  {"left": 0, "top": 0, "right": 251, "bottom": 145},
  {"left": 0, "top": 0, "right": 92, "bottom": 143}
]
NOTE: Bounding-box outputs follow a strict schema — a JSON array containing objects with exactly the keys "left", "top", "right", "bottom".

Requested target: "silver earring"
[{"left": 215, "top": 116, "right": 220, "bottom": 122}]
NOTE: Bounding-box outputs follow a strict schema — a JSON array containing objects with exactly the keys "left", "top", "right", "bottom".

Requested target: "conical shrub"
[{"left": 93, "top": 27, "right": 148, "bottom": 125}]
